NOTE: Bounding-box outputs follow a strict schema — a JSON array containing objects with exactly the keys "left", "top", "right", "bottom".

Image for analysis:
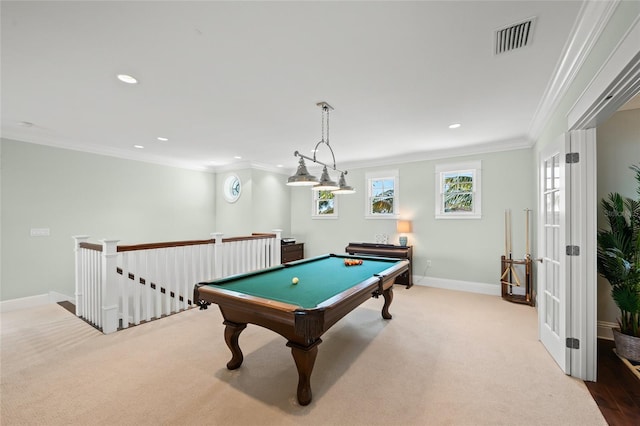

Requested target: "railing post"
[
  {"left": 211, "top": 232, "right": 224, "bottom": 279},
  {"left": 101, "top": 239, "right": 120, "bottom": 334},
  {"left": 272, "top": 229, "right": 282, "bottom": 265},
  {"left": 73, "top": 235, "right": 90, "bottom": 318}
]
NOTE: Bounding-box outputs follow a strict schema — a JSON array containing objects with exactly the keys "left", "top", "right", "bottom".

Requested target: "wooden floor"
[
  {"left": 586, "top": 339, "right": 640, "bottom": 425},
  {"left": 58, "top": 303, "right": 639, "bottom": 423}
]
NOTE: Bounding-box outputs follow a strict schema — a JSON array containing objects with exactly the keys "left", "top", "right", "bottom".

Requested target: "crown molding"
[
  {"left": 1, "top": 135, "right": 216, "bottom": 173},
  {"left": 338, "top": 136, "right": 533, "bottom": 171},
  {"left": 568, "top": 14, "right": 640, "bottom": 130},
  {"left": 212, "top": 161, "right": 289, "bottom": 175},
  {"left": 528, "top": 0, "right": 620, "bottom": 141}
]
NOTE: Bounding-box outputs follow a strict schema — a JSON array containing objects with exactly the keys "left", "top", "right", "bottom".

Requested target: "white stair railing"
[{"left": 73, "top": 230, "right": 282, "bottom": 334}]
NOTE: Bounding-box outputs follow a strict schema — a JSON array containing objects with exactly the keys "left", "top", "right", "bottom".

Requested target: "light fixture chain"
[
  {"left": 325, "top": 105, "right": 330, "bottom": 145},
  {"left": 321, "top": 105, "right": 327, "bottom": 143}
]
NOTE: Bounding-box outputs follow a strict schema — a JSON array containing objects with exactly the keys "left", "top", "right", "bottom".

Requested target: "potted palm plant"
[{"left": 597, "top": 164, "right": 640, "bottom": 362}]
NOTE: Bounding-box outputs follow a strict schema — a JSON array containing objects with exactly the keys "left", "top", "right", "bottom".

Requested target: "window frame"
[
  {"left": 435, "top": 161, "right": 482, "bottom": 219},
  {"left": 311, "top": 189, "right": 338, "bottom": 219},
  {"left": 365, "top": 170, "right": 399, "bottom": 220}
]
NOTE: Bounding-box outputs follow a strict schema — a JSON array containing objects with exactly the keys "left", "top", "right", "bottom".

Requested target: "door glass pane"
[
  {"left": 553, "top": 190, "right": 560, "bottom": 225},
  {"left": 553, "top": 296, "right": 559, "bottom": 333},
  {"left": 545, "top": 193, "right": 553, "bottom": 224},
  {"left": 552, "top": 154, "right": 560, "bottom": 190},
  {"left": 545, "top": 227, "right": 553, "bottom": 259},
  {"left": 554, "top": 262, "right": 560, "bottom": 298}
]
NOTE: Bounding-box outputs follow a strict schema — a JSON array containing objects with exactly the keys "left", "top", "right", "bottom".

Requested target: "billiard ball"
[{"left": 292, "top": 277, "right": 299, "bottom": 284}]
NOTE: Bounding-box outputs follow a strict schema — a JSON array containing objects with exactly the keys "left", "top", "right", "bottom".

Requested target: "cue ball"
[{"left": 292, "top": 277, "right": 299, "bottom": 284}]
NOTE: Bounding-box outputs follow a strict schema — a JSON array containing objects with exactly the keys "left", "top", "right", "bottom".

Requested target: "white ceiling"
[{"left": 1, "top": 1, "right": 586, "bottom": 173}]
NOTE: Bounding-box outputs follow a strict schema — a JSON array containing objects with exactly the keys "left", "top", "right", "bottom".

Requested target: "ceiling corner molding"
[
  {"left": 6, "top": 135, "right": 214, "bottom": 173},
  {"left": 567, "top": 15, "right": 640, "bottom": 130},
  {"left": 527, "top": 0, "right": 620, "bottom": 141},
  {"left": 341, "top": 137, "right": 533, "bottom": 170},
  {"left": 214, "top": 161, "right": 289, "bottom": 175}
]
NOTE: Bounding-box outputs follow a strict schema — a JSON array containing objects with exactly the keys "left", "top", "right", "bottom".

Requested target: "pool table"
[{"left": 194, "top": 253, "right": 409, "bottom": 406}]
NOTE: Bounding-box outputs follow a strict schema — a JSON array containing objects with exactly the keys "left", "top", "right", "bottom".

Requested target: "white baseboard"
[
  {"left": 0, "top": 291, "right": 74, "bottom": 313},
  {"left": 597, "top": 320, "right": 617, "bottom": 341},
  {"left": 413, "top": 275, "right": 501, "bottom": 296}
]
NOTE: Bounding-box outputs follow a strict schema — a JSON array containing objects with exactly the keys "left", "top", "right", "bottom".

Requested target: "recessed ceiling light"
[
  {"left": 234, "top": 156, "right": 242, "bottom": 160},
  {"left": 448, "top": 123, "right": 461, "bottom": 129},
  {"left": 117, "top": 74, "right": 138, "bottom": 84},
  {"left": 276, "top": 164, "right": 283, "bottom": 168},
  {"left": 156, "top": 137, "right": 168, "bottom": 141},
  {"left": 133, "top": 145, "right": 144, "bottom": 149}
]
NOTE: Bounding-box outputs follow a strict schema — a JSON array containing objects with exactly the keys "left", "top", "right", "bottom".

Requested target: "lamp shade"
[
  {"left": 311, "top": 166, "right": 339, "bottom": 191},
  {"left": 287, "top": 157, "right": 319, "bottom": 186},
  {"left": 332, "top": 172, "right": 356, "bottom": 194},
  {"left": 397, "top": 220, "right": 412, "bottom": 233}
]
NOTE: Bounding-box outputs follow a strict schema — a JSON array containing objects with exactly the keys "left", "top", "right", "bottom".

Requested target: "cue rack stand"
[{"left": 500, "top": 209, "right": 536, "bottom": 307}]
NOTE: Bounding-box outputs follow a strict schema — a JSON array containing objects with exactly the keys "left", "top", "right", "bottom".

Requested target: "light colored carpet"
[{"left": 1, "top": 286, "right": 606, "bottom": 425}]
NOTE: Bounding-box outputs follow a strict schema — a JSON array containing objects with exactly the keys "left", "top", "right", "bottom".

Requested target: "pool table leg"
[
  {"left": 223, "top": 320, "right": 247, "bottom": 370},
  {"left": 381, "top": 286, "right": 394, "bottom": 319},
  {"left": 287, "top": 339, "right": 322, "bottom": 406}
]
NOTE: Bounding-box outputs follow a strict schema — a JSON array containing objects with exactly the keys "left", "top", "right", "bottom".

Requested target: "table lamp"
[{"left": 397, "top": 220, "right": 412, "bottom": 246}]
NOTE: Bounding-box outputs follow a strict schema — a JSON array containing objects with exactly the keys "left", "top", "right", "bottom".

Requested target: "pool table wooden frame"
[{"left": 194, "top": 253, "right": 409, "bottom": 406}]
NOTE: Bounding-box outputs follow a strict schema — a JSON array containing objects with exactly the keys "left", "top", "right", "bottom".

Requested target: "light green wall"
[
  {"left": 291, "top": 148, "right": 534, "bottom": 286},
  {"left": 596, "top": 108, "right": 640, "bottom": 325},
  {"left": 251, "top": 168, "right": 291, "bottom": 235},
  {"left": 215, "top": 169, "right": 254, "bottom": 237},
  {"left": 215, "top": 168, "right": 290, "bottom": 237},
  {"left": 0, "top": 139, "right": 217, "bottom": 301}
]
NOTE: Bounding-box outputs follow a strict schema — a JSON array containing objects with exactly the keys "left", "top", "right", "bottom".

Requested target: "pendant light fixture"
[{"left": 286, "top": 102, "right": 355, "bottom": 194}]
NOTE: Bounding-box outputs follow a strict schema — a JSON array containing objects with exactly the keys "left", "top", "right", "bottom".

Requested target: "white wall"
[
  {"left": 291, "top": 148, "right": 534, "bottom": 289},
  {"left": 596, "top": 108, "right": 640, "bottom": 325},
  {"left": 0, "top": 139, "right": 217, "bottom": 301}
]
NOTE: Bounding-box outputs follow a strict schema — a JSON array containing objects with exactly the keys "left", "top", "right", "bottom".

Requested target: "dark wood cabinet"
[
  {"left": 281, "top": 243, "right": 304, "bottom": 263},
  {"left": 345, "top": 242, "right": 413, "bottom": 288}
]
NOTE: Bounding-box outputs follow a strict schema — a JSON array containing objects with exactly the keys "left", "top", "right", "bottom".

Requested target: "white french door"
[{"left": 538, "top": 134, "right": 570, "bottom": 373}]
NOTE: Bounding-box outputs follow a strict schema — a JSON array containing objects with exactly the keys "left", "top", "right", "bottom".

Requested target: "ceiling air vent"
[{"left": 495, "top": 18, "right": 535, "bottom": 54}]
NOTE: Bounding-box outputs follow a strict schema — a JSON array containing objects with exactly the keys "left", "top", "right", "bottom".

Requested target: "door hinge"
[
  {"left": 566, "top": 152, "right": 579, "bottom": 164},
  {"left": 566, "top": 245, "right": 580, "bottom": 256},
  {"left": 566, "top": 337, "right": 580, "bottom": 349}
]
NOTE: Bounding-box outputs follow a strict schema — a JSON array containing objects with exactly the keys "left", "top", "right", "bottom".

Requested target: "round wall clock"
[
  {"left": 223, "top": 175, "right": 242, "bottom": 203},
  {"left": 224, "top": 175, "right": 242, "bottom": 203}
]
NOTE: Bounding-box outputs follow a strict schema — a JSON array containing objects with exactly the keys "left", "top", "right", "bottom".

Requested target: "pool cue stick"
[
  {"left": 501, "top": 209, "right": 513, "bottom": 281},
  {"left": 504, "top": 209, "right": 509, "bottom": 257},
  {"left": 500, "top": 208, "right": 523, "bottom": 286},
  {"left": 524, "top": 208, "right": 531, "bottom": 258},
  {"left": 511, "top": 208, "right": 522, "bottom": 286},
  {"left": 508, "top": 208, "right": 512, "bottom": 259},
  {"left": 501, "top": 209, "right": 509, "bottom": 279}
]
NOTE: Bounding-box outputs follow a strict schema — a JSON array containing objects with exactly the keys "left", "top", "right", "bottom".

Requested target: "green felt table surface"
[{"left": 204, "top": 255, "right": 400, "bottom": 309}]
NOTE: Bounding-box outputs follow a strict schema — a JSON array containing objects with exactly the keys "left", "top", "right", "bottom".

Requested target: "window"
[
  {"left": 435, "top": 161, "right": 481, "bottom": 219},
  {"left": 312, "top": 190, "right": 338, "bottom": 219},
  {"left": 365, "top": 170, "right": 399, "bottom": 219}
]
